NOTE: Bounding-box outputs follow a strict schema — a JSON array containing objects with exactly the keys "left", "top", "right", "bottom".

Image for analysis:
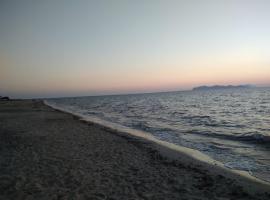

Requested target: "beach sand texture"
[{"left": 0, "top": 100, "right": 269, "bottom": 200}]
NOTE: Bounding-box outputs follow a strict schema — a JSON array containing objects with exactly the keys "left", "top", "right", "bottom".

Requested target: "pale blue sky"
[{"left": 1, "top": 0, "right": 270, "bottom": 98}]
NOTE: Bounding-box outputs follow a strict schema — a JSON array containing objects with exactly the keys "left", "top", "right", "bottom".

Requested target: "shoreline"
[
  {"left": 44, "top": 100, "right": 270, "bottom": 188},
  {"left": 1, "top": 100, "right": 269, "bottom": 199}
]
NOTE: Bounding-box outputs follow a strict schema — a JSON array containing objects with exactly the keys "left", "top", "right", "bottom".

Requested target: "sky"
[{"left": 1, "top": 0, "right": 270, "bottom": 98}]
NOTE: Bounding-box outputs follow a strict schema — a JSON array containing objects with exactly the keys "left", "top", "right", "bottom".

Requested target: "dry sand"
[{"left": 0, "top": 100, "right": 269, "bottom": 200}]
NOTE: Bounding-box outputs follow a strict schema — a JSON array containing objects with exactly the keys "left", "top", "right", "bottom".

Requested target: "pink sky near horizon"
[{"left": 2, "top": 53, "right": 269, "bottom": 98}]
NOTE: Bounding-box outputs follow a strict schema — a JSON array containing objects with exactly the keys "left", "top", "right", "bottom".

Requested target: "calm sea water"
[{"left": 47, "top": 88, "right": 270, "bottom": 182}]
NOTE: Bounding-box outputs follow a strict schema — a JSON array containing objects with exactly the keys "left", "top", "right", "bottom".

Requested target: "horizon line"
[{"left": 7, "top": 84, "right": 270, "bottom": 100}]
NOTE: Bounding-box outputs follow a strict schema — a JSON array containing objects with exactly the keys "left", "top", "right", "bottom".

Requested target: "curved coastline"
[{"left": 44, "top": 100, "right": 270, "bottom": 192}]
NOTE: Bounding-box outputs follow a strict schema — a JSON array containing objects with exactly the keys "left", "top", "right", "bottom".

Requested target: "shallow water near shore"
[{"left": 46, "top": 88, "right": 270, "bottom": 182}]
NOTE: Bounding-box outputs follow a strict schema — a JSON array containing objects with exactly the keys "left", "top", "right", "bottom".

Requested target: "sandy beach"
[{"left": 0, "top": 100, "right": 269, "bottom": 200}]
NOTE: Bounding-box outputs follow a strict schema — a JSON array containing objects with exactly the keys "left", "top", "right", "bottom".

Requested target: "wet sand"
[{"left": 0, "top": 100, "right": 269, "bottom": 200}]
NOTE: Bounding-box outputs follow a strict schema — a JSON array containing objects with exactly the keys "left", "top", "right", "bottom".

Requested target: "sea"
[{"left": 46, "top": 87, "right": 270, "bottom": 182}]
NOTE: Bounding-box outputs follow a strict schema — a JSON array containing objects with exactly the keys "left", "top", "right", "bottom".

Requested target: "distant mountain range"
[{"left": 192, "top": 84, "right": 254, "bottom": 91}]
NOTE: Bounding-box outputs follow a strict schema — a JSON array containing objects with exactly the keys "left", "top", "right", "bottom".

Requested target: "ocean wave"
[
  {"left": 187, "top": 130, "right": 270, "bottom": 144},
  {"left": 237, "top": 133, "right": 270, "bottom": 143}
]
